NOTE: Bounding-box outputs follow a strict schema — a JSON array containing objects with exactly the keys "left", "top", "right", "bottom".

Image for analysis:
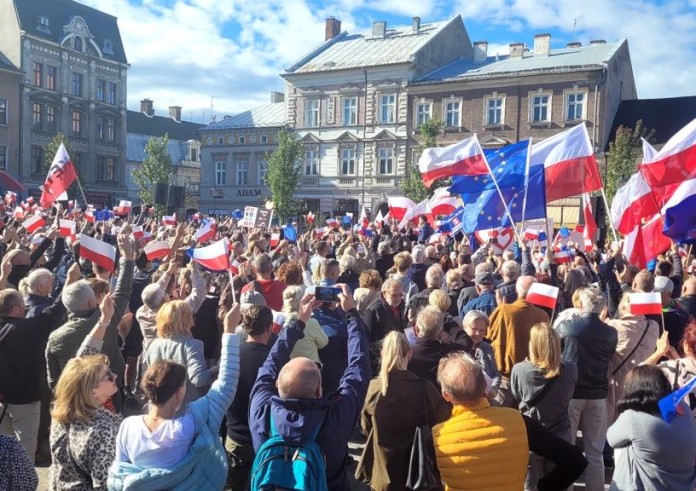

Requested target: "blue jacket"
[
  {"left": 249, "top": 310, "right": 370, "bottom": 491},
  {"left": 461, "top": 289, "right": 497, "bottom": 317},
  {"left": 107, "top": 334, "right": 240, "bottom": 491}
]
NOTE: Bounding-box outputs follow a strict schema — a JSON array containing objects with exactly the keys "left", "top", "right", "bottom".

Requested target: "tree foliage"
[
  {"left": 133, "top": 134, "right": 173, "bottom": 213},
  {"left": 265, "top": 128, "right": 302, "bottom": 222},
  {"left": 605, "top": 120, "right": 655, "bottom": 205},
  {"left": 401, "top": 119, "right": 444, "bottom": 202},
  {"left": 43, "top": 133, "right": 80, "bottom": 197}
]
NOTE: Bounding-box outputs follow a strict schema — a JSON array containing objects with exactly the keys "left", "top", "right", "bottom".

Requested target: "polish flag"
[
  {"left": 162, "top": 213, "right": 177, "bottom": 226},
  {"left": 524, "top": 229, "right": 541, "bottom": 240},
  {"left": 24, "top": 214, "right": 46, "bottom": 233},
  {"left": 610, "top": 171, "right": 661, "bottom": 234},
  {"left": 398, "top": 198, "right": 432, "bottom": 229},
  {"left": 271, "top": 310, "right": 286, "bottom": 334},
  {"left": 359, "top": 206, "right": 369, "bottom": 228},
  {"left": 418, "top": 134, "right": 487, "bottom": 188},
  {"left": 326, "top": 218, "right": 339, "bottom": 228},
  {"left": 59, "top": 219, "right": 76, "bottom": 237},
  {"left": 429, "top": 189, "right": 460, "bottom": 217},
  {"left": 553, "top": 247, "right": 573, "bottom": 264},
  {"left": 132, "top": 225, "right": 145, "bottom": 239},
  {"left": 40, "top": 143, "right": 78, "bottom": 208},
  {"left": 117, "top": 200, "right": 132, "bottom": 215},
  {"left": 306, "top": 211, "right": 315, "bottom": 223},
  {"left": 373, "top": 209, "right": 384, "bottom": 227},
  {"left": 84, "top": 208, "right": 94, "bottom": 223},
  {"left": 186, "top": 238, "right": 230, "bottom": 271},
  {"left": 270, "top": 233, "right": 280, "bottom": 248},
  {"left": 144, "top": 240, "right": 171, "bottom": 261},
  {"left": 640, "top": 117, "right": 696, "bottom": 188},
  {"left": 78, "top": 234, "right": 117, "bottom": 272},
  {"left": 629, "top": 292, "right": 663, "bottom": 316},
  {"left": 387, "top": 196, "right": 416, "bottom": 222},
  {"left": 229, "top": 259, "right": 242, "bottom": 276},
  {"left": 4, "top": 191, "right": 16, "bottom": 205},
  {"left": 195, "top": 221, "right": 216, "bottom": 243},
  {"left": 13, "top": 207, "right": 24, "bottom": 219},
  {"left": 314, "top": 226, "right": 329, "bottom": 239},
  {"left": 581, "top": 193, "right": 597, "bottom": 252},
  {"left": 622, "top": 214, "right": 671, "bottom": 269},
  {"left": 530, "top": 123, "right": 603, "bottom": 202},
  {"left": 526, "top": 283, "right": 560, "bottom": 310}
]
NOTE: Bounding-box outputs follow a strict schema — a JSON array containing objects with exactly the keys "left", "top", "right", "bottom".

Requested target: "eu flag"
[
  {"left": 438, "top": 206, "right": 466, "bottom": 235},
  {"left": 449, "top": 140, "right": 530, "bottom": 194}
]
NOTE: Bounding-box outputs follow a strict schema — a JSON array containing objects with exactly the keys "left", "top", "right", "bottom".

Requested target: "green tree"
[
  {"left": 133, "top": 134, "right": 173, "bottom": 213},
  {"left": 43, "top": 133, "right": 80, "bottom": 197},
  {"left": 401, "top": 119, "right": 444, "bottom": 202},
  {"left": 605, "top": 120, "right": 655, "bottom": 204},
  {"left": 265, "top": 128, "right": 302, "bottom": 222}
]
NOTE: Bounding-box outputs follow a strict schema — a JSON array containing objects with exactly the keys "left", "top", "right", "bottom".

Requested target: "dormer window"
[
  {"left": 37, "top": 15, "right": 50, "bottom": 33},
  {"left": 103, "top": 39, "right": 113, "bottom": 55},
  {"left": 73, "top": 36, "right": 83, "bottom": 52}
]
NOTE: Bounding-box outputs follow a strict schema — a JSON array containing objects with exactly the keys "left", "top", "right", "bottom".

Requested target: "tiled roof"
[
  {"left": 608, "top": 97, "right": 696, "bottom": 149},
  {"left": 126, "top": 133, "right": 190, "bottom": 164},
  {"left": 13, "top": 0, "right": 127, "bottom": 64},
  {"left": 285, "top": 17, "right": 457, "bottom": 74},
  {"left": 126, "top": 110, "right": 203, "bottom": 141},
  {"left": 415, "top": 40, "right": 625, "bottom": 83},
  {"left": 202, "top": 102, "right": 286, "bottom": 130}
]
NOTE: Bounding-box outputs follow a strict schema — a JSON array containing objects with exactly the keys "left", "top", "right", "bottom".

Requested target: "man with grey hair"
[
  {"left": 363, "top": 278, "right": 407, "bottom": 373},
  {"left": 22, "top": 268, "right": 58, "bottom": 319},
  {"left": 408, "top": 306, "right": 468, "bottom": 386},
  {"left": 556, "top": 287, "right": 618, "bottom": 491},
  {"left": 496, "top": 260, "right": 521, "bottom": 304},
  {"left": 410, "top": 245, "right": 427, "bottom": 290},
  {"left": 487, "top": 275, "right": 550, "bottom": 407},
  {"left": 408, "top": 263, "right": 444, "bottom": 318}
]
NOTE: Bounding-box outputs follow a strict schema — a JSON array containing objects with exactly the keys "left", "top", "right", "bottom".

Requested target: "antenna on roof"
[
  {"left": 571, "top": 18, "right": 577, "bottom": 42},
  {"left": 211, "top": 96, "right": 216, "bottom": 123}
]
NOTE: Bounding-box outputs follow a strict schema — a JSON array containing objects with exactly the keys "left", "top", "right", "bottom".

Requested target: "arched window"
[{"left": 73, "top": 36, "right": 83, "bottom": 52}]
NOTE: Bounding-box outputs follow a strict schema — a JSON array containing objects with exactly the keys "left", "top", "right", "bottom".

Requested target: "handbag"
[{"left": 406, "top": 381, "right": 443, "bottom": 491}]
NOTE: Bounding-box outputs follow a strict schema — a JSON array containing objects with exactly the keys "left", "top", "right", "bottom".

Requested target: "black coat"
[
  {"left": 363, "top": 297, "right": 407, "bottom": 373},
  {"left": 408, "top": 338, "right": 463, "bottom": 387}
]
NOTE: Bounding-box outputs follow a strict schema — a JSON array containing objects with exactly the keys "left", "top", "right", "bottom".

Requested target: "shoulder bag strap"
[
  {"left": 527, "top": 375, "right": 559, "bottom": 408},
  {"left": 611, "top": 322, "right": 651, "bottom": 376}
]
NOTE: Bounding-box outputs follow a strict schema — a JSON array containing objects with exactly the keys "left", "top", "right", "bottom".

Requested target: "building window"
[
  {"left": 486, "top": 97, "right": 504, "bottom": 125},
  {"left": 378, "top": 147, "right": 394, "bottom": 175},
  {"left": 32, "top": 103, "right": 42, "bottom": 129},
  {"left": 445, "top": 100, "right": 461, "bottom": 127},
  {"left": 257, "top": 160, "right": 268, "bottom": 185},
  {"left": 217, "top": 137, "right": 224, "bottom": 145},
  {"left": 190, "top": 146, "right": 198, "bottom": 162},
  {"left": 47, "top": 66, "right": 57, "bottom": 90},
  {"left": 97, "top": 80, "right": 105, "bottom": 102},
  {"left": 0, "top": 146, "right": 5, "bottom": 170},
  {"left": 33, "top": 63, "right": 43, "bottom": 87},
  {"left": 37, "top": 15, "right": 50, "bottom": 33},
  {"left": 260, "top": 135, "right": 267, "bottom": 143},
  {"left": 107, "top": 118, "right": 115, "bottom": 141},
  {"left": 236, "top": 161, "right": 248, "bottom": 185},
  {"left": 239, "top": 136, "right": 245, "bottom": 144},
  {"left": 228, "top": 137, "right": 234, "bottom": 144},
  {"left": 215, "top": 161, "right": 226, "bottom": 185},
  {"left": 305, "top": 99, "right": 320, "bottom": 128},
  {"left": 103, "top": 40, "right": 113, "bottom": 54},
  {"left": 73, "top": 36, "right": 83, "bottom": 52},
  {"left": 206, "top": 137, "right": 213, "bottom": 145},
  {"left": 71, "top": 110, "right": 82, "bottom": 136},
  {"left": 46, "top": 105, "right": 55, "bottom": 131},
  {"left": 304, "top": 150, "right": 318, "bottom": 175},
  {"left": 72, "top": 73, "right": 83, "bottom": 97},
  {"left": 97, "top": 156, "right": 115, "bottom": 180},
  {"left": 32, "top": 146, "right": 43, "bottom": 173},
  {"left": 340, "top": 148, "right": 355, "bottom": 175},
  {"left": 250, "top": 135, "right": 256, "bottom": 144},
  {"left": 566, "top": 91, "right": 585, "bottom": 121},
  {"left": 416, "top": 102, "right": 431, "bottom": 127},
  {"left": 343, "top": 97, "right": 357, "bottom": 125},
  {"left": 0, "top": 99, "right": 7, "bottom": 125},
  {"left": 108, "top": 82, "right": 117, "bottom": 105},
  {"left": 96, "top": 116, "right": 104, "bottom": 139},
  {"left": 531, "top": 93, "right": 551, "bottom": 122},
  {"left": 380, "top": 94, "right": 396, "bottom": 123}
]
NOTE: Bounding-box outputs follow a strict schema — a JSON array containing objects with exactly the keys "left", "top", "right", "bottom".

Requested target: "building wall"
[
  {"left": 0, "top": 68, "right": 22, "bottom": 179},
  {"left": 0, "top": 0, "right": 22, "bottom": 66},
  {"left": 599, "top": 41, "right": 638, "bottom": 152}
]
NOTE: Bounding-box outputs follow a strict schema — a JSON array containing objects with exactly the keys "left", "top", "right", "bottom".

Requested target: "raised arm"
[{"left": 184, "top": 267, "right": 206, "bottom": 314}]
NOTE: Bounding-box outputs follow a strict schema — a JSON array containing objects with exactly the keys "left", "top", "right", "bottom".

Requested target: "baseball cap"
[
  {"left": 653, "top": 276, "right": 674, "bottom": 294},
  {"left": 475, "top": 271, "right": 495, "bottom": 287}
]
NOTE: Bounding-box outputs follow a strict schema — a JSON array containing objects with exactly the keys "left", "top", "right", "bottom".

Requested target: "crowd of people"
[{"left": 1, "top": 205, "right": 696, "bottom": 491}]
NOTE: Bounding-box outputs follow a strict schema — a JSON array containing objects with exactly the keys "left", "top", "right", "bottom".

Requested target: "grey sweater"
[{"left": 608, "top": 406, "right": 696, "bottom": 491}]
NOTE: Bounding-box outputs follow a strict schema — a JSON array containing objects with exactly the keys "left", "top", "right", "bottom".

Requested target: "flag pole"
[
  {"left": 480, "top": 142, "right": 522, "bottom": 242},
  {"left": 599, "top": 187, "right": 619, "bottom": 242},
  {"left": 521, "top": 139, "right": 532, "bottom": 225}
]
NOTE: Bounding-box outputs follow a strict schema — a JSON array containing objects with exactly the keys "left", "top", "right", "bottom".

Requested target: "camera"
[{"left": 315, "top": 286, "right": 341, "bottom": 302}]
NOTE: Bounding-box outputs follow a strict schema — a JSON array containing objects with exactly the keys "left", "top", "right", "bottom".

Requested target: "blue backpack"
[{"left": 250, "top": 414, "right": 328, "bottom": 491}]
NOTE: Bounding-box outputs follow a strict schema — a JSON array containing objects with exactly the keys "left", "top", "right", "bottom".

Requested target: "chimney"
[
  {"left": 473, "top": 41, "right": 488, "bottom": 63},
  {"left": 140, "top": 98, "right": 154, "bottom": 116},
  {"left": 372, "top": 21, "right": 386, "bottom": 38},
  {"left": 412, "top": 17, "right": 421, "bottom": 34},
  {"left": 590, "top": 39, "right": 606, "bottom": 45},
  {"left": 169, "top": 106, "right": 182, "bottom": 122},
  {"left": 270, "top": 91, "right": 285, "bottom": 103},
  {"left": 509, "top": 42, "right": 524, "bottom": 58},
  {"left": 325, "top": 17, "right": 341, "bottom": 41},
  {"left": 533, "top": 33, "right": 551, "bottom": 56},
  {"left": 567, "top": 41, "right": 582, "bottom": 48}
]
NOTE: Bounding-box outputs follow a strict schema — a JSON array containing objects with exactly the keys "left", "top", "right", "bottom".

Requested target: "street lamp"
[{"left": 209, "top": 187, "right": 224, "bottom": 217}]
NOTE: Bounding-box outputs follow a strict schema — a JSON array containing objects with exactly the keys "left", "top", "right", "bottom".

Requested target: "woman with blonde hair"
[
  {"left": 511, "top": 322, "right": 578, "bottom": 491},
  {"left": 281, "top": 285, "right": 328, "bottom": 363},
  {"left": 356, "top": 331, "right": 450, "bottom": 490},
  {"left": 353, "top": 269, "right": 382, "bottom": 316},
  {"left": 429, "top": 289, "right": 471, "bottom": 346},
  {"left": 143, "top": 300, "right": 217, "bottom": 415}
]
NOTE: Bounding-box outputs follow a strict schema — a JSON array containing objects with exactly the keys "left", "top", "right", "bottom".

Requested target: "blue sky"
[{"left": 81, "top": 0, "right": 696, "bottom": 123}]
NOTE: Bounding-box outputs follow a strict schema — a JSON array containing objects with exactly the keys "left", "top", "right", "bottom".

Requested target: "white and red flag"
[
  {"left": 84, "top": 207, "right": 95, "bottom": 223},
  {"left": 59, "top": 219, "right": 76, "bottom": 237},
  {"left": 610, "top": 171, "right": 661, "bottom": 234},
  {"left": 116, "top": 200, "right": 132, "bottom": 215},
  {"left": 132, "top": 226, "right": 145, "bottom": 239},
  {"left": 629, "top": 292, "right": 662, "bottom": 316},
  {"left": 229, "top": 259, "right": 242, "bottom": 276},
  {"left": 622, "top": 214, "right": 671, "bottom": 269},
  {"left": 195, "top": 221, "right": 216, "bottom": 243},
  {"left": 326, "top": 218, "right": 339, "bottom": 228},
  {"left": 162, "top": 213, "right": 177, "bottom": 226},
  {"left": 306, "top": 211, "right": 315, "bottom": 223},
  {"left": 387, "top": 196, "right": 416, "bottom": 222},
  {"left": 78, "top": 234, "right": 117, "bottom": 272},
  {"left": 186, "top": 238, "right": 230, "bottom": 271},
  {"left": 418, "top": 134, "right": 487, "bottom": 188},
  {"left": 530, "top": 123, "right": 603, "bottom": 202},
  {"left": 429, "top": 188, "right": 459, "bottom": 217},
  {"left": 24, "top": 214, "right": 46, "bottom": 233},
  {"left": 13, "top": 207, "right": 24, "bottom": 219},
  {"left": 40, "top": 143, "right": 77, "bottom": 208},
  {"left": 313, "top": 227, "right": 329, "bottom": 239},
  {"left": 144, "top": 240, "right": 171, "bottom": 261},
  {"left": 359, "top": 206, "right": 369, "bottom": 228},
  {"left": 581, "top": 193, "right": 597, "bottom": 252},
  {"left": 640, "top": 117, "right": 696, "bottom": 188},
  {"left": 270, "top": 233, "right": 280, "bottom": 248},
  {"left": 553, "top": 247, "right": 573, "bottom": 264},
  {"left": 526, "top": 283, "right": 560, "bottom": 310}
]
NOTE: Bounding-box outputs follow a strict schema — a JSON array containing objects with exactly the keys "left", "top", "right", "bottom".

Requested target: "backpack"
[{"left": 250, "top": 414, "right": 328, "bottom": 491}]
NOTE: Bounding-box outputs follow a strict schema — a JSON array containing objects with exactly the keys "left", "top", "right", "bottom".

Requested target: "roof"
[
  {"left": 607, "top": 97, "right": 696, "bottom": 149},
  {"left": 285, "top": 18, "right": 457, "bottom": 74},
  {"left": 414, "top": 40, "right": 624, "bottom": 83},
  {"left": 0, "top": 50, "right": 21, "bottom": 74},
  {"left": 12, "top": 0, "right": 127, "bottom": 64},
  {"left": 202, "top": 102, "right": 286, "bottom": 130},
  {"left": 126, "top": 110, "right": 203, "bottom": 141},
  {"left": 126, "top": 133, "right": 191, "bottom": 164}
]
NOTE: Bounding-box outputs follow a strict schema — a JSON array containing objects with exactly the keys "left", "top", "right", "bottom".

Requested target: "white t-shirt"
[{"left": 116, "top": 412, "right": 195, "bottom": 469}]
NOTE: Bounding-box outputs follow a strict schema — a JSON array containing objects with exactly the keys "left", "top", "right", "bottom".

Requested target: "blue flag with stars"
[
  {"left": 449, "top": 140, "right": 531, "bottom": 194},
  {"left": 437, "top": 206, "right": 466, "bottom": 235}
]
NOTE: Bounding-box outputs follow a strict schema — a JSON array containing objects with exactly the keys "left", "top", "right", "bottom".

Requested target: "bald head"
[
  {"left": 683, "top": 278, "right": 696, "bottom": 296},
  {"left": 5, "top": 249, "right": 30, "bottom": 267},
  {"left": 437, "top": 352, "right": 487, "bottom": 405},
  {"left": 516, "top": 275, "right": 536, "bottom": 299},
  {"left": 277, "top": 357, "right": 322, "bottom": 399}
]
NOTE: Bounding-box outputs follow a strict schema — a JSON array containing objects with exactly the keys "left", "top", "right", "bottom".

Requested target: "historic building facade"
[
  {"left": 0, "top": 52, "right": 22, "bottom": 182},
  {"left": 0, "top": 0, "right": 128, "bottom": 206}
]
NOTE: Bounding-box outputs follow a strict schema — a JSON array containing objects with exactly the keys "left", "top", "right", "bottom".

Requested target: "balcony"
[
  {"left": 301, "top": 177, "right": 319, "bottom": 186},
  {"left": 338, "top": 177, "right": 356, "bottom": 185}
]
